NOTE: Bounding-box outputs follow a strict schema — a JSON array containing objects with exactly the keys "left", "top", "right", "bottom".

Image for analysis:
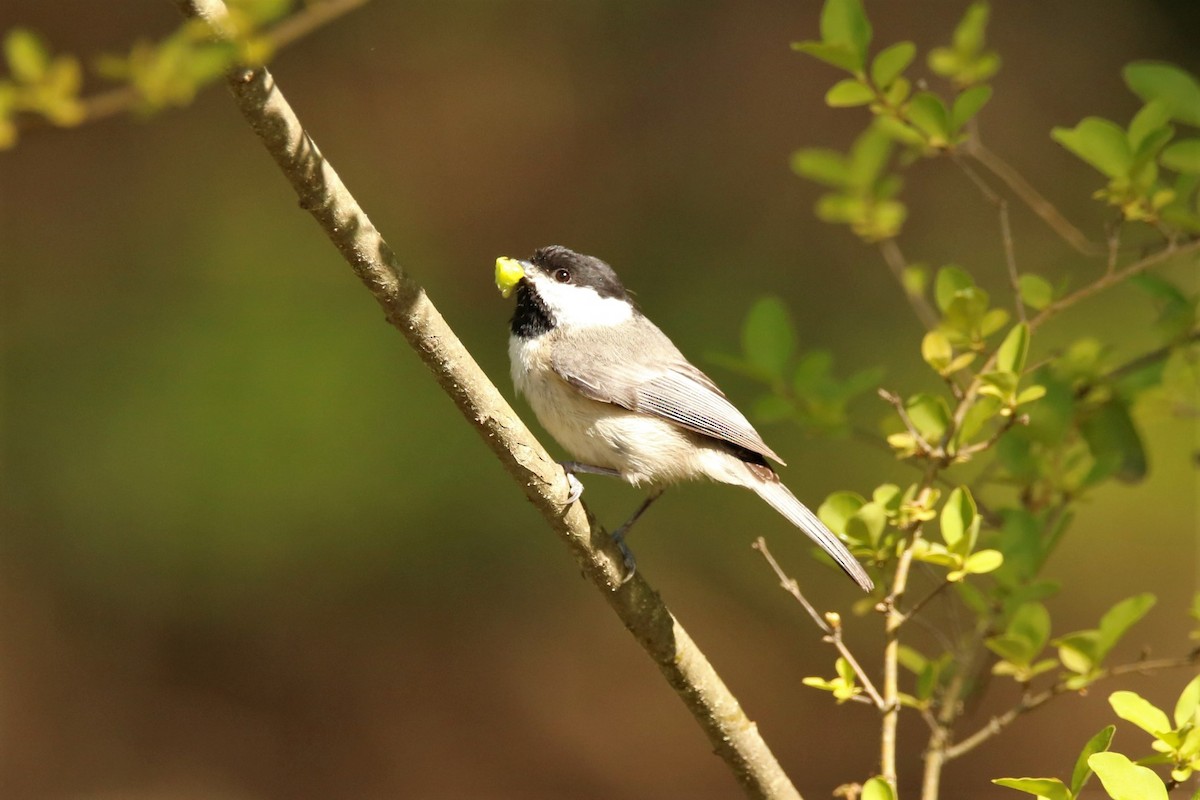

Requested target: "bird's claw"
[
  {"left": 612, "top": 526, "right": 637, "bottom": 584},
  {"left": 565, "top": 472, "right": 584, "bottom": 505}
]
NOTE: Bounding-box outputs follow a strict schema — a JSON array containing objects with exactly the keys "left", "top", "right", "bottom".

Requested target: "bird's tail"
[{"left": 750, "top": 473, "right": 874, "bottom": 592}]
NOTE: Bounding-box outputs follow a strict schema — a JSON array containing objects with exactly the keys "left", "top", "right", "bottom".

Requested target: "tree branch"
[
  {"left": 172, "top": 1, "right": 805, "bottom": 797},
  {"left": 962, "top": 140, "right": 1104, "bottom": 257},
  {"left": 1028, "top": 238, "right": 1200, "bottom": 331},
  {"left": 944, "top": 650, "right": 1200, "bottom": 761},
  {"left": 878, "top": 238, "right": 940, "bottom": 331}
]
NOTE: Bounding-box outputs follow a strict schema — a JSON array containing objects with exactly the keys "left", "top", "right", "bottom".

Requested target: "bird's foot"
[
  {"left": 558, "top": 461, "right": 620, "bottom": 505},
  {"left": 611, "top": 524, "right": 638, "bottom": 584},
  {"left": 565, "top": 473, "right": 584, "bottom": 505}
]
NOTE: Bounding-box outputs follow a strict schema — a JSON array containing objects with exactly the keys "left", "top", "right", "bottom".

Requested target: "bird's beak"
[{"left": 494, "top": 256, "right": 527, "bottom": 299}]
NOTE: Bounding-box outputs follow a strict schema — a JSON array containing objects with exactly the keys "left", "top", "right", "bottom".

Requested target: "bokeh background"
[{"left": 2, "top": 1, "right": 1197, "bottom": 798}]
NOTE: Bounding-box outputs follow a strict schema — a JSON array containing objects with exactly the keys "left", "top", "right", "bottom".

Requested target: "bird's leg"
[
  {"left": 559, "top": 461, "right": 621, "bottom": 504},
  {"left": 611, "top": 489, "right": 665, "bottom": 584}
]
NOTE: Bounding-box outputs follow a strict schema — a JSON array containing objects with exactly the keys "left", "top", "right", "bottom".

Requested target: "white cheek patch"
[{"left": 529, "top": 274, "right": 633, "bottom": 329}]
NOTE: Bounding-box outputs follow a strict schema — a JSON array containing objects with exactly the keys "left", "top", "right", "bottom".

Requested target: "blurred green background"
[{"left": 1, "top": 1, "right": 1196, "bottom": 798}]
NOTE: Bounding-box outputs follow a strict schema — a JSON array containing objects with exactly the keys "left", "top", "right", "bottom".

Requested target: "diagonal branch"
[{"left": 174, "top": 1, "right": 803, "bottom": 798}]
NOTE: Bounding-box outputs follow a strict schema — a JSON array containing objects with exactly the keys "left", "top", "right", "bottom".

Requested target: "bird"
[{"left": 494, "top": 245, "right": 873, "bottom": 592}]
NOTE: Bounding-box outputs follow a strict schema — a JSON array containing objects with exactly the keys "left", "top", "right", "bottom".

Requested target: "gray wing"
[{"left": 548, "top": 318, "right": 785, "bottom": 465}]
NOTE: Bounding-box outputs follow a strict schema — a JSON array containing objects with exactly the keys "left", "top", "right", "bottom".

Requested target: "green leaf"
[
  {"left": 953, "top": 2, "right": 991, "bottom": 56},
  {"left": 1018, "top": 274, "right": 1054, "bottom": 310},
  {"left": 921, "top": 330, "right": 953, "bottom": 371},
  {"left": 908, "top": 91, "right": 952, "bottom": 143},
  {"left": 819, "top": 491, "right": 866, "bottom": 535},
  {"left": 1096, "top": 593, "right": 1156, "bottom": 658},
  {"left": 862, "top": 776, "right": 896, "bottom": 800},
  {"left": 847, "top": 502, "right": 888, "bottom": 547},
  {"left": 1110, "top": 691, "right": 1172, "bottom": 736},
  {"left": 935, "top": 265, "right": 975, "bottom": 312},
  {"left": 826, "top": 78, "right": 876, "bottom": 107},
  {"left": 1080, "top": 400, "right": 1147, "bottom": 484},
  {"left": 4, "top": 28, "right": 49, "bottom": 83},
  {"left": 1088, "top": 751, "right": 1169, "bottom": 800},
  {"left": 940, "top": 486, "right": 978, "bottom": 551},
  {"left": 847, "top": 123, "right": 895, "bottom": 189},
  {"left": 991, "top": 777, "right": 1071, "bottom": 800},
  {"left": 1128, "top": 101, "right": 1173, "bottom": 151},
  {"left": 871, "top": 41, "right": 916, "bottom": 89},
  {"left": 742, "top": 297, "right": 796, "bottom": 380},
  {"left": 996, "top": 323, "right": 1031, "bottom": 374},
  {"left": 1174, "top": 673, "right": 1200, "bottom": 728},
  {"left": 964, "top": 549, "right": 1003, "bottom": 574},
  {"left": 819, "top": 0, "right": 872, "bottom": 71},
  {"left": 875, "top": 115, "right": 926, "bottom": 147},
  {"left": 1071, "top": 725, "right": 1116, "bottom": 796},
  {"left": 1124, "top": 62, "right": 1200, "bottom": 127},
  {"left": 791, "top": 148, "right": 851, "bottom": 187},
  {"left": 906, "top": 393, "right": 951, "bottom": 441},
  {"left": 792, "top": 40, "right": 862, "bottom": 73},
  {"left": 1052, "top": 117, "right": 1134, "bottom": 179},
  {"left": 951, "top": 85, "right": 992, "bottom": 132},
  {"left": 1162, "top": 139, "right": 1200, "bottom": 174}
]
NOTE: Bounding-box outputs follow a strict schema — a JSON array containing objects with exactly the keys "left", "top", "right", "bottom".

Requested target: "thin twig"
[
  {"left": 954, "top": 413, "right": 1028, "bottom": 458},
  {"left": 962, "top": 139, "right": 1104, "bottom": 257},
  {"left": 879, "top": 238, "right": 941, "bottom": 331},
  {"left": 1029, "top": 238, "right": 1200, "bottom": 331},
  {"left": 898, "top": 578, "right": 954, "bottom": 626},
  {"left": 950, "top": 153, "right": 1025, "bottom": 323},
  {"left": 754, "top": 538, "right": 886, "bottom": 711},
  {"left": 1076, "top": 329, "right": 1200, "bottom": 397},
  {"left": 173, "top": 2, "right": 805, "bottom": 797},
  {"left": 879, "top": 388, "right": 937, "bottom": 458},
  {"left": 880, "top": 541, "right": 917, "bottom": 789},
  {"left": 944, "top": 650, "right": 1200, "bottom": 760}
]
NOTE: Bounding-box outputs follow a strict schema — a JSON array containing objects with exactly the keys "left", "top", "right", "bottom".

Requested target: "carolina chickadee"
[{"left": 495, "top": 245, "right": 873, "bottom": 592}]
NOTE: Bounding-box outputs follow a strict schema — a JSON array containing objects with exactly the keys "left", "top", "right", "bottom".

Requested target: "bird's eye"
[{"left": 554, "top": 268, "right": 571, "bottom": 283}]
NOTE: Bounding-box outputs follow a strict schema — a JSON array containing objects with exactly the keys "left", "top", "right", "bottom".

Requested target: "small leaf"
[
  {"left": 871, "top": 41, "right": 916, "bottom": 89},
  {"left": 819, "top": 491, "right": 866, "bottom": 535},
  {"left": 908, "top": 91, "right": 952, "bottom": 142},
  {"left": 819, "top": 0, "right": 872, "bottom": 71},
  {"left": 1174, "top": 673, "right": 1200, "bottom": 728},
  {"left": 1096, "top": 593, "right": 1156, "bottom": 659},
  {"left": 1124, "top": 61, "right": 1200, "bottom": 127},
  {"left": 1088, "top": 751, "right": 1169, "bottom": 800},
  {"left": 935, "top": 265, "right": 975, "bottom": 312},
  {"left": 4, "top": 28, "right": 49, "bottom": 83},
  {"left": 1018, "top": 274, "right": 1054, "bottom": 310},
  {"left": 906, "top": 393, "right": 951, "bottom": 441},
  {"left": 1016, "top": 385, "right": 1047, "bottom": 405},
  {"left": 1071, "top": 725, "right": 1116, "bottom": 796},
  {"left": 921, "top": 330, "right": 953, "bottom": 371},
  {"left": 792, "top": 40, "right": 862, "bottom": 73},
  {"left": 1162, "top": 139, "right": 1200, "bottom": 174},
  {"left": 742, "top": 297, "right": 796, "bottom": 380},
  {"left": 951, "top": 85, "right": 992, "bottom": 132},
  {"left": 826, "top": 78, "right": 876, "bottom": 107},
  {"left": 791, "top": 148, "right": 851, "bottom": 187},
  {"left": 991, "top": 777, "right": 1071, "bottom": 800},
  {"left": 996, "top": 323, "right": 1031, "bottom": 374},
  {"left": 1128, "top": 100, "right": 1173, "bottom": 150},
  {"left": 940, "top": 486, "right": 977, "bottom": 550},
  {"left": 953, "top": 2, "right": 990, "bottom": 56},
  {"left": 964, "top": 549, "right": 1003, "bottom": 574},
  {"left": 1110, "top": 691, "right": 1172, "bottom": 737},
  {"left": 1080, "top": 400, "right": 1148, "bottom": 485},
  {"left": 1052, "top": 117, "right": 1134, "bottom": 179}
]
